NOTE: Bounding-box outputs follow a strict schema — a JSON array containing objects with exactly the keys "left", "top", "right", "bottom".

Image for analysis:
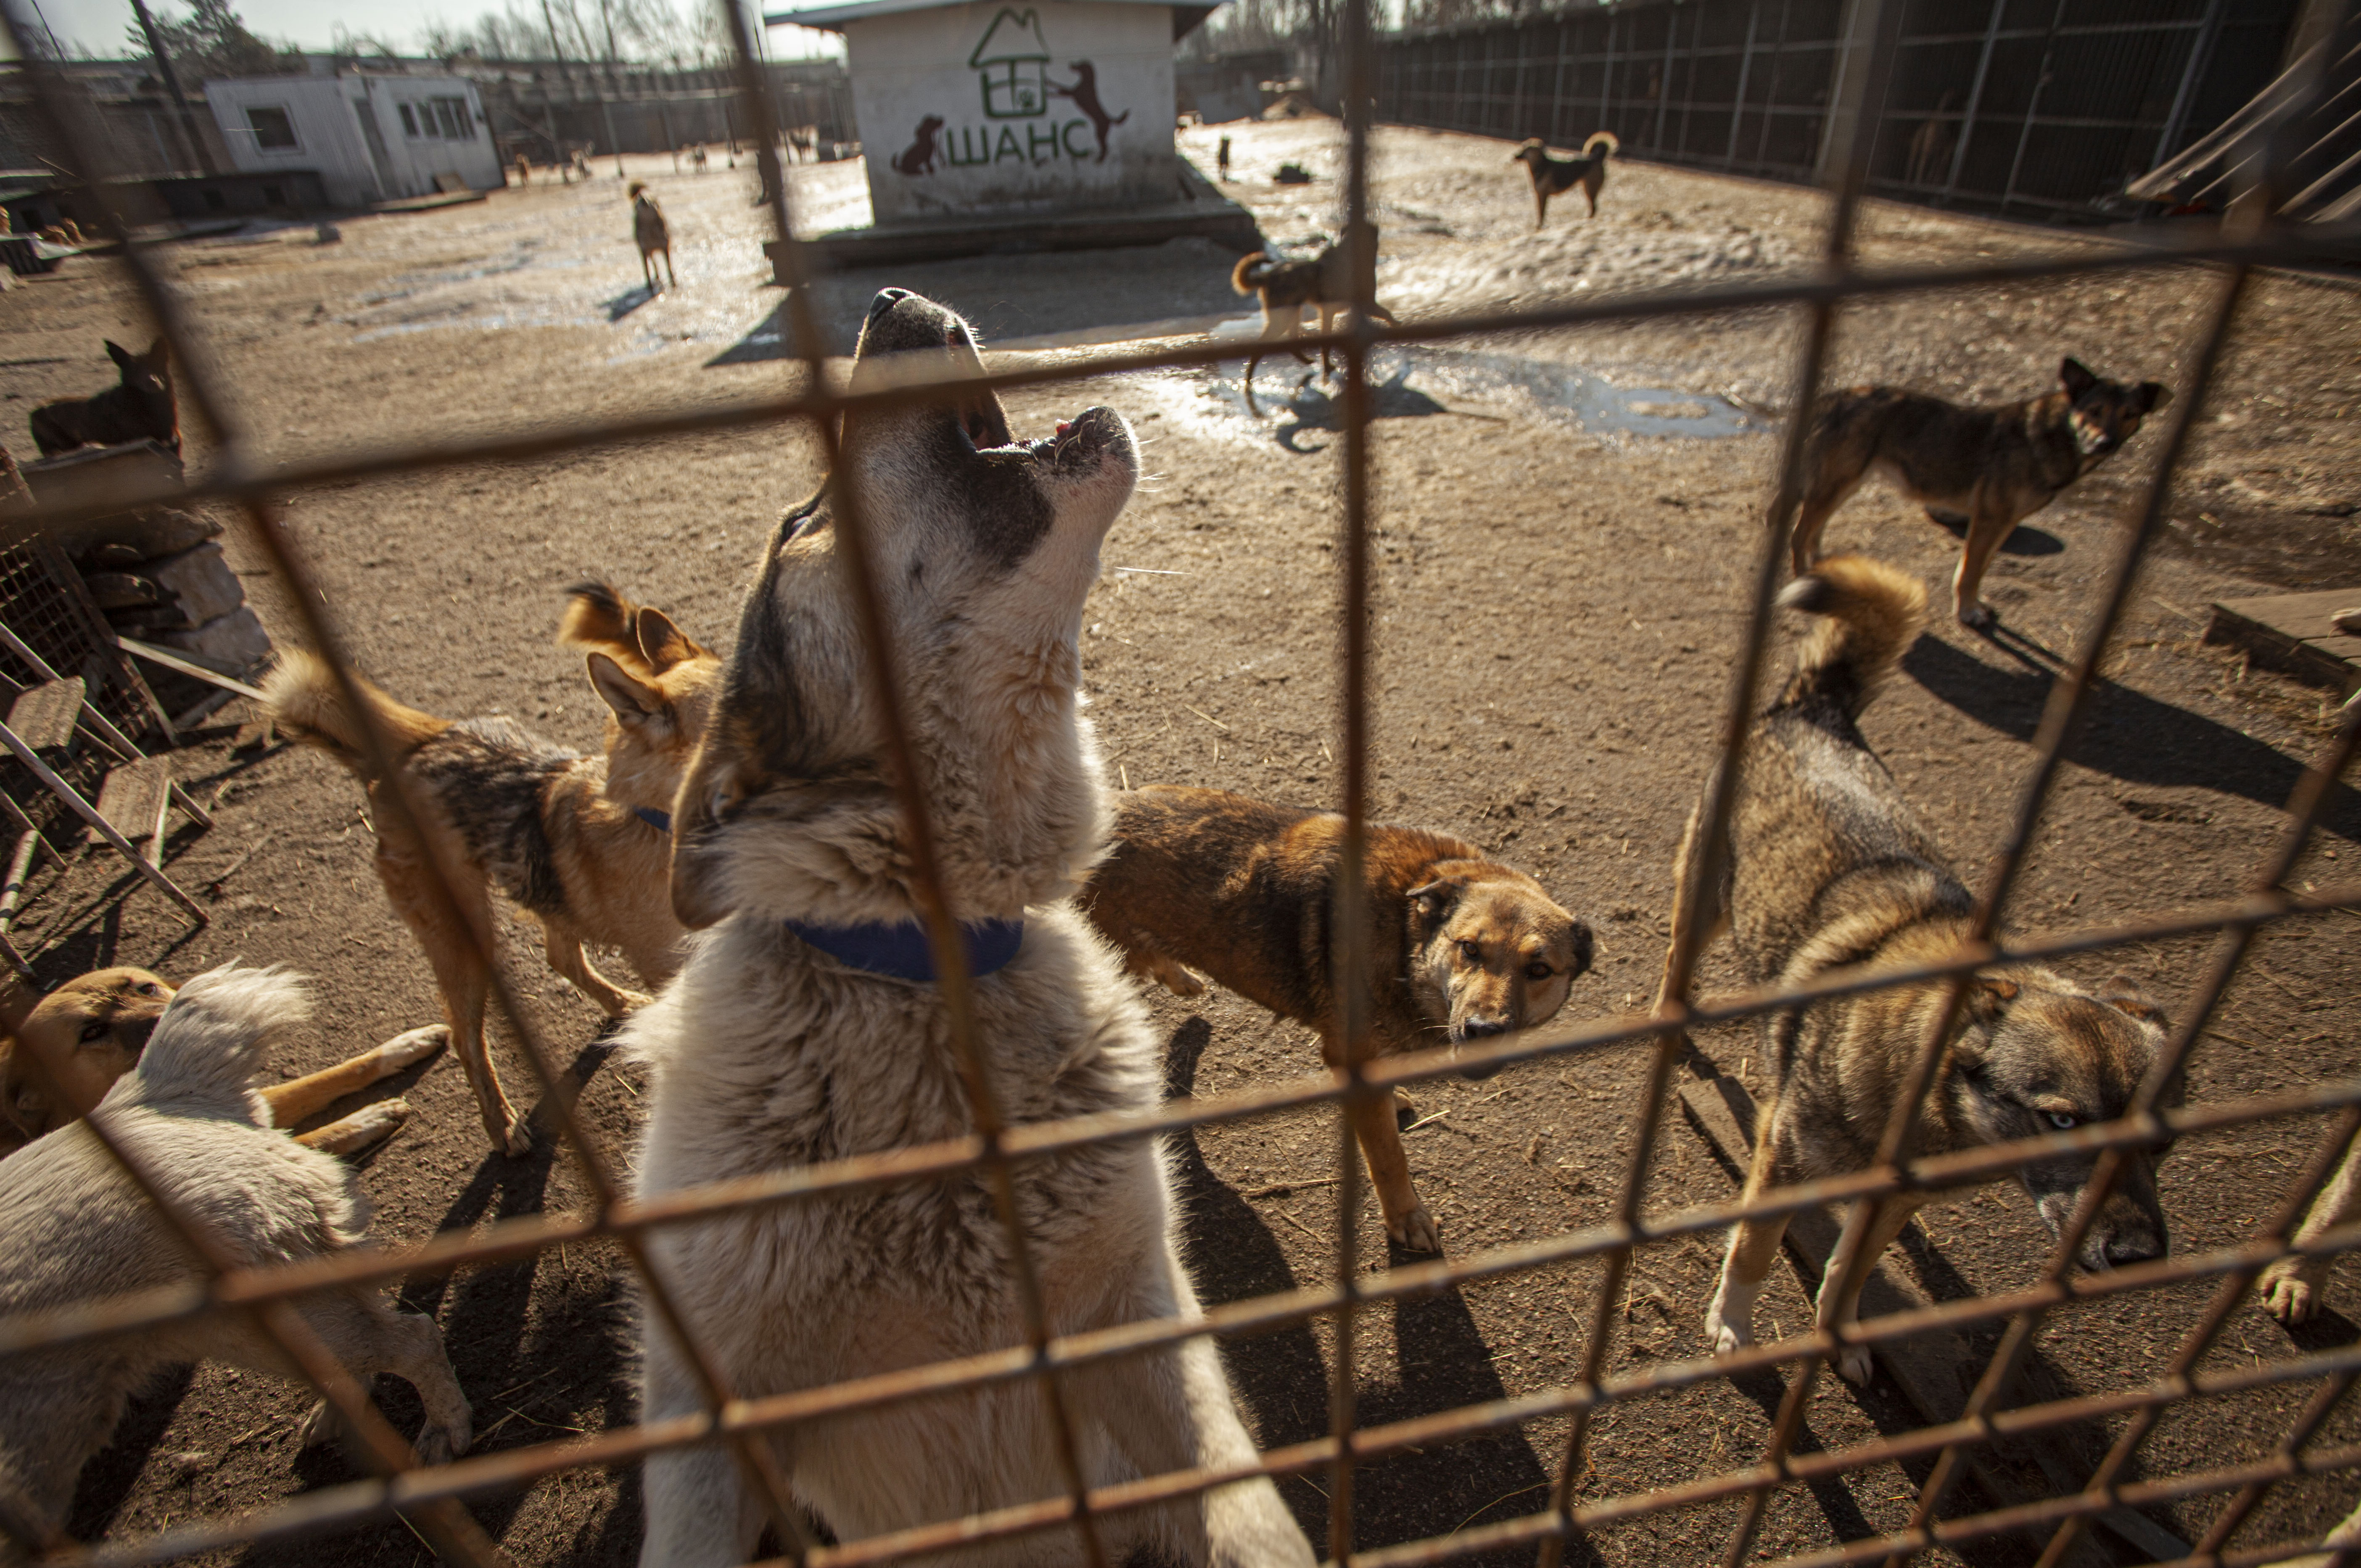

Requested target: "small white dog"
[
  {"left": 626, "top": 288, "right": 1313, "bottom": 1567},
  {"left": 0, "top": 965, "right": 472, "bottom": 1552}
]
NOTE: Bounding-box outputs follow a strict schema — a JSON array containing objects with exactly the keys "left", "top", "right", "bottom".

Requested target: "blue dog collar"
[
  {"left": 784, "top": 916, "right": 1025, "bottom": 983},
  {"left": 634, "top": 806, "right": 672, "bottom": 832}
]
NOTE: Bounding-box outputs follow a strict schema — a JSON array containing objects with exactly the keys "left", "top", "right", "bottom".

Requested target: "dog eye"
[
  {"left": 136, "top": 982, "right": 159, "bottom": 996},
  {"left": 1458, "top": 940, "right": 1482, "bottom": 964},
  {"left": 1524, "top": 961, "right": 1553, "bottom": 981},
  {"left": 79, "top": 1021, "right": 108, "bottom": 1043},
  {"left": 2046, "top": 1111, "right": 2077, "bottom": 1130}
]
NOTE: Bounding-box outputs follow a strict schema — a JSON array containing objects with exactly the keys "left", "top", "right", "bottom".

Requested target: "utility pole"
[{"left": 127, "top": 0, "right": 217, "bottom": 174}]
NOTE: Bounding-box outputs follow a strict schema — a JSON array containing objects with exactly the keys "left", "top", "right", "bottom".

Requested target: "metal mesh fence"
[{"left": 0, "top": 1, "right": 2355, "bottom": 1565}]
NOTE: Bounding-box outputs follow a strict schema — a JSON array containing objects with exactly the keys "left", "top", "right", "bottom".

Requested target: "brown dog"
[
  {"left": 1791, "top": 358, "right": 2171, "bottom": 628},
  {"left": 1229, "top": 225, "right": 1400, "bottom": 417},
  {"left": 629, "top": 182, "right": 674, "bottom": 291},
  {"left": 28, "top": 338, "right": 178, "bottom": 456},
  {"left": 262, "top": 584, "right": 719, "bottom": 1156},
  {"left": 1081, "top": 785, "right": 1594, "bottom": 1253},
  {"left": 1511, "top": 132, "right": 1618, "bottom": 226},
  {"left": 0, "top": 966, "right": 444, "bottom": 1157}
]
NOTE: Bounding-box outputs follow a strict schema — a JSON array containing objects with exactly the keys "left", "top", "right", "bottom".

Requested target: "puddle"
[{"left": 1170, "top": 326, "right": 1756, "bottom": 446}]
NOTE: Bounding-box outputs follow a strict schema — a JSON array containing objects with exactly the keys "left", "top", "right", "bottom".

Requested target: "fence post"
[
  {"left": 2153, "top": 0, "right": 2230, "bottom": 172},
  {"left": 1726, "top": 0, "right": 1762, "bottom": 165},
  {"left": 1813, "top": 0, "right": 1883, "bottom": 180},
  {"left": 1942, "top": 0, "right": 2006, "bottom": 200},
  {"left": 1999, "top": 0, "right": 2069, "bottom": 213}
]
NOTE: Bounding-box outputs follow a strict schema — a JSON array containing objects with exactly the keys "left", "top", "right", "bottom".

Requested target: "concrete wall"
[
  {"left": 207, "top": 74, "right": 502, "bottom": 207},
  {"left": 848, "top": 1, "right": 1176, "bottom": 225}
]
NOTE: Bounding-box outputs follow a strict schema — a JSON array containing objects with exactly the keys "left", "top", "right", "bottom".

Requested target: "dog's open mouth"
[{"left": 985, "top": 404, "right": 1131, "bottom": 473}]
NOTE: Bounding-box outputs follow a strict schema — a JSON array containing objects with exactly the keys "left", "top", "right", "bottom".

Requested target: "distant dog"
[
  {"left": 1511, "top": 132, "right": 1618, "bottom": 226},
  {"left": 513, "top": 152, "right": 531, "bottom": 186},
  {"left": 1083, "top": 785, "right": 1594, "bottom": 1254},
  {"left": 628, "top": 182, "right": 674, "bottom": 291},
  {"left": 689, "top": 143, "right": 708, "bottom": 173},
  {"left": 28, "top": 338, "right": 177, "bottom": 457},
  {"left": 0, "top": 966, "right": 444, "bottom": 1158},
  {"left": 263, "top": 584, "right": 719, "bottom": 1157},
  {"left": 786, "top": 124, "right": 819, "bottom": 163},
  {"left": 889, "top": 115, "right": 943, "bottom": 175},
  {"left": 1669, "top": 557, "right": 2171, "bottom": 1383},
  {"left": 1230, "top": 227, "right": 1399, "bottom": 416},
  {"left": 1792, "top": 359, "right": 2172, "bottom": 628},
  {"left": 625, "top": 288, "right": 1312, "bottom": 1567},
  {"left": 0, "top": 965, "right": 473, "bottom": 1551},
  {"left": 1906, "top": 92, "right": 1960, "bottom": 187}
]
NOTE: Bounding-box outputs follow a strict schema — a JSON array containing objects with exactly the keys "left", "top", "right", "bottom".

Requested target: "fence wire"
[{"left": 0, "top": 0, "right": 2355, "bottom": 1565}]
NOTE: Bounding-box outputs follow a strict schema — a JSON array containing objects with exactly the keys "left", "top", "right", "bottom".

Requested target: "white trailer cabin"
[{"left": 206, "top": 74, "right": 503, "bottom": 209}]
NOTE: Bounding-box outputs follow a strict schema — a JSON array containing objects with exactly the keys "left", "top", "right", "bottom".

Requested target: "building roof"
[{"left": 768, "top": 0, "right": 1219, "bottom": 42}]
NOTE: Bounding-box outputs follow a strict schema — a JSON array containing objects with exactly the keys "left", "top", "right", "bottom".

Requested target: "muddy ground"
[{"left": 0, "top": 119, "right": 2356, "bottom": 1567}]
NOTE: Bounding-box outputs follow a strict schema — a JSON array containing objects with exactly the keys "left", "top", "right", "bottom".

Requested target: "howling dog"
[
  {"left": 1792, "top": 358, "right": 2171, "bottom": 627},
  {"left": 624, "top": 288, "right": 1313, "bottom": 1567},
  {"left": 1083, "top": 785, "right": 1593, "bottom": 1253},
  {"left": 263, "top": 584, "right": 719, "bottom": 1157},
  {"left": 1511, "top": 132, "right": 1618, "bottom": 226},
  {"left": 28, "top": 338, "right": 178, "bottom": 456},
  {"left": 0, "top": 966, "right": 473, "bottom": 1552},
  {"left": 0, "top": 966, "right": 444, "bottom": 1159},
  {"left": 1666, "top": 556, "right": 2171, "bottom": 1383},
  {"left": 629, "top": 182, "right": 675, "bottom": 291},
  {"left": 1230, "top": 225, "right": 1399, "bottom": 416}
]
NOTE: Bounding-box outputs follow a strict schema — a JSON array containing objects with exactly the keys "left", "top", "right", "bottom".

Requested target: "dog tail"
[
  {"left": 1231, "top": 252, "right": 1277, "bottom": 295},
  {"left": 260, "top": 649, "right": 449, "bottom": 780},
  {"left": 1774, "top": 554, "right": 1926, "bottom": 718},
  {"left": 117, "top": 963, "right": 310, "bottom": 1117},
  {"left": 1584, "top": 131, "right": 1619, "bottom": 159}
]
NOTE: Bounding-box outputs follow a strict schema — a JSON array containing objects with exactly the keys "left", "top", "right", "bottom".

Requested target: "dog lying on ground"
[
  {"left": 263, "top": 583, "right": 718, "bottom": 1157},
  {"left": 0, "top": 965, "right": 472, "bottom": 1553},
  {"left": 1081, "top": 784, "right": 1593, "bottom": 1254},
  {"left": 1669, "top": 556, "right": 2171, "bottom": 1383},
  {"left": 624, "top": 287, "right": 1312, "bottom": 1568},
  {"left": 1231, "top": 225, "right": 1399, "bottom": 417},
  {"left": 1511, "top": 132, "right": 1618, "bottom": 226},
  {"left": 0, "top": 966, "right": 444, "bottom": 1158},
  {"left": 629, "top": 182, "right": 675, "bottom": 292},
  {"left": 1791, "top": 358, "right": 2171, "bottom": 628},
  {"left": 28, "top": 338, "right": 178, "bottom": 457}
]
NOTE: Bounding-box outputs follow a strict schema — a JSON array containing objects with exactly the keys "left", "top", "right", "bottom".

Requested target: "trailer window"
[{"left": 246, "top": 106, "right": 296, "bottom": 150}]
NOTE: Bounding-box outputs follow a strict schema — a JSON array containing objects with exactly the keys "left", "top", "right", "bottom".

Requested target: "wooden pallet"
[{"left": 2205, "top": 589, "right": 2361, "bottom": 697}]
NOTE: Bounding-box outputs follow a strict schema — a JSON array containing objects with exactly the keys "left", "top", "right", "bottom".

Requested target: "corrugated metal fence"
[{"left": 1375, "top": 0, "right": 2305, "bottom": 218}]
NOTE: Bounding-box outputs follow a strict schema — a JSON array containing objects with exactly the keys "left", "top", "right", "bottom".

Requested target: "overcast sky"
[{"left": 14, "top": 0, "right": 841, "bottom": 60}]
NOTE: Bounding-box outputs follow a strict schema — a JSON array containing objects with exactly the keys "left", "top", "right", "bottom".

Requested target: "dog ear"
[
  {"left": 2095, "top": 974, "right": 2170, "bottom": 1028},
  {"left": 104, "top": 340, "right": 132, "bottom": 373},
  {"left": 2059, "top": 358, "right": 2097, "bottom": 398},
  {"left": 1963, "top": 973, "right": 2020, "bottom": 1030},
  {"left": 144, "top": 335, "right": 168, "bottom": 369},
  {"left": 586, "top": 653, "right": 666, "bottom": 726},
  {"left": 1405, "top": 877, "right": 1467, "bottom": 934},
  {"left": 2134, "top": 380, "right": 2171, "bottom": 414},
  {"left": 635, "top": 606, "right": 705, "bottom": 674}
]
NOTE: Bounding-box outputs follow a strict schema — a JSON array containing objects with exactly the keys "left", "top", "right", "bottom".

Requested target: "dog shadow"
[
  {"left": 604, "top": 285, "right": 658, "bottom": 322},
  {"left": 1162, "top": 1019, "right": 1573, "bottom": 1565},
  {"left": 64, "top": 1365, "right": 197, "bottom": 1545},
  {"left": 1925, "top": 511, "right": 2065, "bottom": 557},
  {"left": 1901, "top": 633, "right": 2361, "bottom": 842},
  {"left": 1257, "top": 364, "right": 1458, "bottom": 455}
]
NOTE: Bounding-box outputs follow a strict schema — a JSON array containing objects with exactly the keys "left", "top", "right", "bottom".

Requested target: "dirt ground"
[{"left": 0, "top": 119, "right": 2356, "bottom": 1567}]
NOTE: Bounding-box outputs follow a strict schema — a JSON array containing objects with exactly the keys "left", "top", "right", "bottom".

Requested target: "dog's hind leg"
[
  {"left": 378, "top": 847, "right": 531, "bottom": 1156},
  {"left": 1788, "top": 464, "right": 1868, "bottom": 575},
  {"left": 539, "top": 917, "right": 653, "bottom": 1017},
  {"left": 231, "top": 1293, "right": 472, "bottom": 1464},
  {"left": 2263, "top": 1126, "right": 2361, "bottom": 1323},
  {"left": 1815, "top": 1194, "right": 1921, "bottom": 1384},
  {"left": 1706, "top": 1099, "right": 1796, "bottom": 1355}
]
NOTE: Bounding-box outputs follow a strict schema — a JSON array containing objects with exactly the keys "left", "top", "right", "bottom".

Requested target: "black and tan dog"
[
  {"left": 28, "top": 338, "right": 178, "bottom": 456},
  {"left": 1511, "top": 132, "right": 1618, "bottom": 226},
  {"left": 1230, "top": 226, "right": 1399, "bottom": 416},
  {"left": 263, "top": 584, "right": 719, "bottom": 1157},
  {"left": 1666, "top": 556, "right": 2171, "bottom": 1382},
  {"left": 1082, "top": 785, "right": 1594, "bottom": 1253},
  {"left": 0, "top": 966, "right": 444, "bottom": 1157},
  {"left": 1791, "top": 358, "right": 2172, "bottom": 628}
]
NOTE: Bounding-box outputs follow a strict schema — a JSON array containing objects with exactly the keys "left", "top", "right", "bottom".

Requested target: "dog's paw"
[
  {"left": 374, "top": 1024, "right": 449, "bottom": 1073},
  {"left": 1389, "top": 1204, "right": 1443, "bottom": 1255},
  {"left": 606, "top": 989, "right": 655, "bottom": 1016},
  {"left": 1835, "top": 1344, "right": 1875, "bottom": 1386},
  {"left": 414, "top": 1409, "right": 474, "bottom": 1467},
  {"left": 2262, "top": 1262, "right": 2326, "bottom": 1325},
  {"left": 1957, "top": 602, "right": 1997, "bottom": 630},
  {"left": 499, "top": 1117, "right": 536, "bottom": 1158},
  {"left": 1147, "top": 958, "right": 1205, "bottom": 999},
  {"left": 307, "top": 1099, "right": 411, "bottom": 1158},
  {"left": 296, "top": 1399, "right": 339, "bottom": 1450},
  {"left": 1705, "top": 1297, "right": 1751, "bottom": 1356}
]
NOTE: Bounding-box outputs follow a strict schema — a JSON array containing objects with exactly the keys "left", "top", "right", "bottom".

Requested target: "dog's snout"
[
  {"left": 1461, "top": 1018, "right": 1510, "bottom": 1040},
  {"left": 2103, "top": 1233, "right": 2165, "bottom": 1268},
  {"left": 1569, "top": 922, "right": 1596, "bottom": 977},
  {"left": 868, "top": 288, "right": 913, "bottom": 321}
]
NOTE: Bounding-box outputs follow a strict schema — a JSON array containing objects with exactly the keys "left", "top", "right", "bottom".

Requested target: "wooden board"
[
  {"left": 2207, "top": 589, "right": 2361, "bottom": 697},
  {"left": 1678, "top": 1076, "right": 2188, "bottom": 1564},
  {"left": 3, "top": 677, "right": 83, "bottom": 751},
  {"left": 93, "top": 752, "right": 172, "bottom": 845}
]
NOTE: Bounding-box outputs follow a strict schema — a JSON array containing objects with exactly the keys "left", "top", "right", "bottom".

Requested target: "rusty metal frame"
[{"left": 0, "top": 0, "right": 2355, "bottom": 1564}]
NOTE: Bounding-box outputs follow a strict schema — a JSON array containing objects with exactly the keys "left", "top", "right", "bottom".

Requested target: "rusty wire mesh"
[{"left": 0, "top": 0, "right": 2356, "bottom": 1565}]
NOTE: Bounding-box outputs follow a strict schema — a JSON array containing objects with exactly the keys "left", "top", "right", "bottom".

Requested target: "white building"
[
  {"left": 205, "top": 73, "right": 504, "bottom": 209},
  {"left": 777, "top": 0, "right": 1215, "bottom": 225}
]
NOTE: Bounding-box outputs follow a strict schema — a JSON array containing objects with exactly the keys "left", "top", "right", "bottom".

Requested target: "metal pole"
[
  {"left": 1942, "top": 0, "right": 2005, "bottom": 201},
  {"left": 1999, "top": 0, "right": 2068, "bottom": 212},
  {"left": 127, "top": 0, "right": 214, "bottom": 175},
  {"left": 2153, "top": 0, "right": 2230, "bottom": 172},
  {"left": 1727, "top": 0, "right": 1762, "bottom": 166}
]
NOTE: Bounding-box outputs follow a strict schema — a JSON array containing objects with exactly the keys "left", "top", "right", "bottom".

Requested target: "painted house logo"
[{"left": 969, "top": 8, "right": 1051, "bottom": 119}]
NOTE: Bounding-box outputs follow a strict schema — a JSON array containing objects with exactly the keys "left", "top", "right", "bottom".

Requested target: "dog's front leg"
[
  {"left": 540, "top": 918, "right": 653, "bottom": 1016},
  {"left": 640, "top": 1333, "right": 767, "bottom": 1568},
  {"left": 1341, "top": 1076, "right": 1439, "bottom": 1254},
  {"left": 1707, "top": 1106, "right": 1794, "bottom": 1355},
  {"left": 1951, "top": 502, "right": 2018, "bottom": 628},
  {"left": 1814, "top": 1194, "right": 1919, "bottom": 1384},
  {"left": 2264, "top": 1127, "right": 2361, "bottom": 1323}
]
